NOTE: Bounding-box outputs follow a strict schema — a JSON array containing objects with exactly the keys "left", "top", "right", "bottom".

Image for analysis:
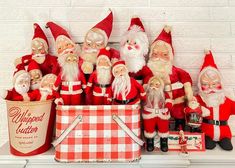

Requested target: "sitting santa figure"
[
  {"left": 147, "top": 25, "right": 194, "bottom": 131},
  {"left": 120, "top": 16, "right": 152, "bottom": 85},
  {"left": 112, "top": 60, "right": 146, "bottom": 105},
  {"left": 54, "top": 52, "right": 86, "bottom": 105},
  {"left": 15, "top": 23, "right": 59, "bottom": 75},
  {"left": 86, "top": 47, "right": 113, "bottom": 105},
  {"left": 27, "top": 60, "right": 43, "bottom": 90},
  {"left": 143, "top": 76, "right": 172, "bottom": 152},
  {"left": 195, "top": 50, "right": 235, "bottom": 151}
]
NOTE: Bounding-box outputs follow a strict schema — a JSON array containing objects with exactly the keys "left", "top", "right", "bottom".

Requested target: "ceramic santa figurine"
[
  {"left": 195, "top": 50, "right": 235, "bottom": 151},
  {"left": 86, "top": 47, "right": 113, "bottom": 105},
  {"left": 80, "top": 9, "right": 119, "bottom": 76},
  {"left": 27, "top": 60, "right": 43, "bottom": 90},
  {"left": 179, "top": 127, "right": 188, "bottom": 155},
  {"left": 112, "top": 60, "right": 146, "bottom": 105},
  {"left": 120, "top": 16, "right": 152, "bottom": 85},
  {"left": 0, "top": 65, "right": 31, "bottom": 101},
  {"left": 143, "top": 76, "right": 172, "bottom": 152},
  {"left": 14, "top": 23, "right": 59, "bottom": 75},
  {"left": 46, "top": 21, "right": 80, "bottom": 57},
  {"left": 54, "top": 52, "right": 86, "bottom": 105},
  {"left": 147, "top": 25, "right": 194, "bottom": 131}
]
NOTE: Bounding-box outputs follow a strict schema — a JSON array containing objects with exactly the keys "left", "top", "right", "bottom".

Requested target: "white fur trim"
[
  {"left": 143, "top": 107, "right": 170, "bottom": 120},
  {"left": 144, "top": 131, "right": 157, "bottom": 138},
  {"left": 87, "top": 82, "right": 92, "bottom": 87},
  {"left": 165, "top": 98, "right": 172, "bottom": 104},
  {"left": 62, "top": 81, "right": 81, "bottom": 85},
  {"left": 140, "top": 92, "right": 146, "bottom": 97},
  {"left": 201, "top": 106, "right": 210, "bottom": 117},
  {"left": 55, "top": 98, "right": 64, "bottom": 105},
  {"left": 158, "top": 131, "right": 169, "bottom": 138},
  {"left": 53, "top": 85, "right": 58, "bottom": 91},
  {"left": 60, "top": 89, "right": 83, "bottom": 95},
  {"left": 213, "top": 106, "right": 220, "bottom": 141},
  {"left": 82, "top": 84, "right": 86, "bottom": 89}
]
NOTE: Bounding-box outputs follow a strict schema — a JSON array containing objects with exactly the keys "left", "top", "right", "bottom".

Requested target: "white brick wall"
[{"left": 0, "top": 0, "right": 235, "bottom": 146}]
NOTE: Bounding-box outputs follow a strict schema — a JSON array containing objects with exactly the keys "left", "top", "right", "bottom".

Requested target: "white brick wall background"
[{"left": 0, "top": 0, "right": 235, "bottom": 146}]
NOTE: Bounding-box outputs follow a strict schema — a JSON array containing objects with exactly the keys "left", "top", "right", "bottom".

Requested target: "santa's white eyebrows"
[
  {"left": 38, "top": 46, "right": 43, "bottom": 49},
  {"left": 95, "top": 41, "right": 103, "bottom": 44}
]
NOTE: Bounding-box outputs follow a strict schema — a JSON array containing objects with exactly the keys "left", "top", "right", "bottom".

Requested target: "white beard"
[
  {"left": 97, "top": 66, "right": 111, "bottom": 85},
  {"left": 112, "top": 74, "right": 131, "bottom": 100},
  {"left": 145, "top": 86, "right": 165, "bottom": 109},
  {"left": 15, "top": 84, "right": 29, "bottom": 95},
  {"left": 199, "top": 90, "right": 225, "bottom": 108},
  {"left": 147, "top": 59, "right": 172, "bottom": 77},
  {"left": 30, "top": 83, "right": 40, "bottom": 90}
]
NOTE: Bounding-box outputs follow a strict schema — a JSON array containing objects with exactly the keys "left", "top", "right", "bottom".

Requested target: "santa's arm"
[
  {"left": 53, "top": 72, "right": 62, "bottom": 91},
  {"left": 15, "top": 55, "right": 32, "bottom": 67},
  {"left": 134, "top": 79, "right": 146, "bottom": 102},
  {"left": 80, "top": 72, "right": 87, "bottom": 90},
  {"left": 142, "top": 66, "right": 153, "bottom": 86},
  {"left": 164, "top": 91, "right": 173, "bottom": 110},
  {"left": 0, "top": 90, "right": 13, "bottom": 100},
  {"left": 85, "top": 72, "right": 94, "bottom": 94}
]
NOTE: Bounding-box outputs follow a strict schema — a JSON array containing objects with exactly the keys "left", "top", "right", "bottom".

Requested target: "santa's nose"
[{"left": 128, "top": 46, "right": 132, "bottom": 50}]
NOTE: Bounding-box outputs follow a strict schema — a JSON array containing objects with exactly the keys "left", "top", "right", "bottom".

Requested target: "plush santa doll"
[
  {"left": 0, "top": 65, "right": 31, "bottom": 101},
  {"left": 86, "top": 47, "right": 113, "bottom": 105},
  {"left": 112, "top": 60, "right": 146, "bottom": 105},
  {"left": 120, "top": 16, "right": 152, "bottom": 85},
  {"left": 27, "top": 60, "right": 43, "bottom": 90},
  {"left": 143, "top": 76, "right": 172, "bottom": 152},
  {"left": 54, "top": 52, "right": 86, "bottom": 105},
  {"left": 46, "top": 21, "right": 80, "bottom": 57},
  {"left": 80, "top": 9, "right": 119, "bottom": 76},
  {"left": 14, "top": 23, "right": 59, "bottom": 75},
  {"left": 195, "top": 50, "right": 235, "bottom": 151},
  {"left": 147, "top": 25, "right": 194, "bottom": 131}
]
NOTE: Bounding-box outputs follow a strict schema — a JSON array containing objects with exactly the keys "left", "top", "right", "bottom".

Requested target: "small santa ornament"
[
  {"left": 112, "top": 60, "right": 146, "bottom": 105},
  {"left": 0, "top": 65, "right": 31, "bottom": 101},
  {"left": 54, "top": 52, "right": 86, "bottom": 105},
  {"left": 120, "top": 16, "right": 152, "bottom": 85},
  {"left": 143, "top": 76, "right": 172, "bottom": 152},
  {"left": 195, "top": 50, "right": 235, "bottom": 151},
  {"left": 179, "top": 126, "right": 188, "bottom": 155},
  {"left": 27, "top": 60, "right": 43, "bottom": 90},
  {"left": 147, "top": 25, "right": 194, "bottom": 131},
  {"left": 15, "top": 23, "right": 59, "bottom": 75},
  {"left": 86, "top": 47, "right": 113, "bottom": 105},
  {"left": 46, "top": 21, "right": 80, "bottom": 57}
]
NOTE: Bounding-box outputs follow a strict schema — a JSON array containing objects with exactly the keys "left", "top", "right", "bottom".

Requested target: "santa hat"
[
  {"left": 46, "top": 21, "right": 71, "bottom": 41},
  {"left": 12, "top": 64, "right": 28, "bottom": 85},
  {"left": 32, "top": 23, "right": 49, "bottom": 52},
  {"left": 97, "top": 47, "right": 111, "bottom": 64},
  {"left": 28, "top": 60, "right": 41, "bottom": 72},
  {"left": 128, "top": 16, "right": 145, "bottom": 32},
  {"left": 112, "top": 60, "right": 127, "bottom": 75}
]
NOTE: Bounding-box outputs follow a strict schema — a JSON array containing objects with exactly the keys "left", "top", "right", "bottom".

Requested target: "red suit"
[
  {"left": 3, "top": 89, "right": 32, "bottom": 101},
  {"left": 143, "top": 92, "right": 172, "bottom": 138},
  {"left": 86, "top": 70, "right": 112, "bottom": 105},
  {"left": 179, "top": 136, "right": 188, "bottom": 146},
  {"left": 29, "top": 89, "right": 61, "bottom": 101},
  {"left": 129, "top": 65, "right": 153, "bottom": 85},
  {"left": 54, "top": 71, "right": 86, "bottom": 105},
  {"left": 113, "top": 77, "right": 146, "bottom": 105},
  {"left": 195, "top": 95, "right": 235, "bottom": 141}
]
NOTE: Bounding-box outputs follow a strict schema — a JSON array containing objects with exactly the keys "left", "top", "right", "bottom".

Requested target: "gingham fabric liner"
[{"left": 55, "top": 105, "right": 141, "bottom": 162}]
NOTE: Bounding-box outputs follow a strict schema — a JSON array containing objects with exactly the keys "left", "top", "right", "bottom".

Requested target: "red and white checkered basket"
[{"left": 53, "top": 105, "right": 143, "bottom": 162}]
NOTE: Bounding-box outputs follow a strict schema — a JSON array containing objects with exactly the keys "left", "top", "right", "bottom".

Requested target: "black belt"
[
  {"left": 134, "top": 76, "right": 143, "bottom": 81},
  {"left": 203, "top": 119, "right": 227, "bottom": 126},
  {"left": 94, "top": 83, "right": 111, "bottom": 88},
  {"left": 114, "top": 96, "right": 137, "bottom": 105}
]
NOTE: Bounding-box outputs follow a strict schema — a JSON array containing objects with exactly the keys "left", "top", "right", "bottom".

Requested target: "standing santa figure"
[
  {"left": 147, "top": 25, "right": 194, "bottom": 131},
  {"left": 120, "top": 16, "right": 152, "bottom": 85},
  {"left": 195, "top": 50, "right": 235, "bottom": 151},
  {"left": 15, "top": 23, "right": 59, "bottom": 75},
  {"left": 112, "top": 61, "right": 146, "bottom": 105},
  {"left": 86, "top": 47, "right": 113, "bottom": 105},
  {"left": 27, "top": 60, "right": 43, "bottom": 90}
]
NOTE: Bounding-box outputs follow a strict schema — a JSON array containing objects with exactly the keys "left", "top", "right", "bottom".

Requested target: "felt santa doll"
[
  {"left": 54, "top": 52, "right": 86, "bottom": 105},
  {"left": 120, "top": 16, "right": 152, "bottom": 85},
  {"left": 46, "top": 21, "right": 80, "bottom": 57},
  {"left": 27, "top": 60, "right": 43, "bottom": 90},
  {"left": 0, "top": 65, "right": 31, "bottom": 101},
  {"left": 86, "top": 47, "right": 113, "bottom": 105},
  {"left": 80, "top": 9, "right": 120, "bottom": 76},
  {"left": 195, "top": 50, "right": 235, "bottom": 151},
  {"left": 147, "top": 25, "right": 194, "bottom": 131},
  {"left": 14, "top": 23, "right": 59, "bottom": 75},
  {"left": 112, "top": 60, "right": 146, "bottom": 105},
  {"left": 143, "top": 76, "right": 172, "bottom": 152}
]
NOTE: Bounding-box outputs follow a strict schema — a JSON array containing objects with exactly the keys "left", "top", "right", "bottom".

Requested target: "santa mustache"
[
  {"left": 150, "top": 57, "right": 168, "bottom": 63},
  {"left": 202, "top": 88, "right": 223, "bottom": 94},
  {"left": 32, "top": 53, "right": 45, "bottom": 58},
  {"left": 84, "top": 48, "right": 98, "bottom": 53},
  {"left": 60, "top": 48, "right": 75, "bottom": 56}
]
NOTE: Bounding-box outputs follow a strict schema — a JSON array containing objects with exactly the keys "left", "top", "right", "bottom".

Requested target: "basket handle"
[
  {"left": 52, "top": 115, "right": 83, "bottom": 147},
  {"left": 112, "top": 114, "right": 144, "bottom": 146}
]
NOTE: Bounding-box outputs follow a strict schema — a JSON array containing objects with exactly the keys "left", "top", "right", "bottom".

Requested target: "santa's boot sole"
[
  {"left": 205, "top": 136, "right": 216, "bottom": 150},
  {"left": 218, "top": 138, "right": 233, "bottom": 151}
]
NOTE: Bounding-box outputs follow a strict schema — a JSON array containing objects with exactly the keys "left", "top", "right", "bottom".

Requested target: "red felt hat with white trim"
[
  {"left": 46, "top": 21, "right": 71, "bottom": 41},
  {"left": 33, "top": 23, "right": 49, "bottom": 45},
  {"left": 97, "top": 47, "right": 111, "bottom": 60},
  {"left": 128, "top": 16, "right": 145, "bottom": 32},
  {"left": 200, "top": 50, "right": 218, "bottom": 72},
  {"left": 28, "top": 60, "right": 40, "bottom": 72},
  {"left": 13, "top": 64, "right": 28, "bottom": 85}
]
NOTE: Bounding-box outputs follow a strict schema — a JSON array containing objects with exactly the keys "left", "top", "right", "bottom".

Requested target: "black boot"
[
  {"left": 160, "top": 137, "right": 168, "bottom": 152},
  {"left": 218, "top": 138, "right": 233, "bottom": 151},
  {"left": 205, "top": 136, "right": 216, "bottom": 150},
  {"left": 175, "top": 119, "right": 185, "bottom": 131},
  {"left": 146, "top": 138, "right": 154, "bottom": 152}
]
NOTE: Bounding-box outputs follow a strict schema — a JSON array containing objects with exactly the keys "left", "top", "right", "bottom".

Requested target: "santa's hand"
[
  {"left": 55, "top": 98, "right": 64, "bottom": 105},
  {"left": 0, "top": 89, "right": 7, "bottom": 99},
  {"left": 81, "top": 61, "right": 94, "bottom": 74},
  {"left": 14, "top": 58, "right": 22, "bottom": 67}
]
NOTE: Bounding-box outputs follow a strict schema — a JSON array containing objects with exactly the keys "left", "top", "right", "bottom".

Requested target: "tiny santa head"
[
  {"left": 27, "top": 60, "right": 43, "bottom": 90},
  {"left": 40, "top": 74, "right": 57, "bottom": 92},
  {"left": 198, "top": 50, "right": 224, "bottom": 107},
  {"left": 120, "top": 16, "right": 149, "bottom": 73}
]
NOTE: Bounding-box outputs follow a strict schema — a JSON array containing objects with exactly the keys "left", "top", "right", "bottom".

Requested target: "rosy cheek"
[
  {"left": 135, "top": 45, "right": 140, "bottom": 50},
  {"left": 216, "top": 85, "right": 222, "bottom": 90},
  {"left": 201, "top": 86, "right": 208, "bottom": 91}
]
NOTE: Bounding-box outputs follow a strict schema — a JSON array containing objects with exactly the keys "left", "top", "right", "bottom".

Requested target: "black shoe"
[
  {"left": 218, "top": 138, "right": 233, "bottom": 151},
  {"left": 175, "top": 119, "right": 185, "bottom": 131},
  {"left": 160, "top": 137, "right": 168, "bottom": 152},
  {"left": 146, "top": 138, "right": 154, "bottom": 152},
  {"left": 190, "top": 127, "right": 201, "bottom": 133},
  {"left": 205, "top": 136, "right": 216, "bottom": 150}
]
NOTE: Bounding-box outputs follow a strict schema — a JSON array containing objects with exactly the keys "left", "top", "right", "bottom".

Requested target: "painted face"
[
  {"left": 151, "top": 43, "right": 170, "bottom": 62},
  {"left": 97, "top": 57, "right": 110, "bottom": 67},
  {"left": 113, "top": 66, "right": 127, "bottom": 77},
  {"left": 40, "top": 74, "right": 57, "bottom": 90},
  {"left": 15, "top": 73, "right": 30, "bottom": 94},
  {"left": 149, "top": 78, "right": 161, "bottom": 90},
  {"left": 65, "top": 53, "right": 78, "bottom": 63},
  {"left": 124, "top": 38, "right": 140, "bottom": 51},
  {"left": 56, "top": 36, "right": 75, "bottom": 55},
  {"left": 29, "top": 70, "right": 42, "bottom": 85},
  {"left": 32, "top": 40, "right": 47, "bottom": 55}
]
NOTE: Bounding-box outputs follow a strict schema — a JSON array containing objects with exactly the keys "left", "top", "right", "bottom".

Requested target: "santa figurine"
[
  {"left": 0, "top": 65, "right": 31, "bottom": 101},
  {"left": 86, "top": 47, "right": 113, "bottom": 105},
  {"left": 14, "top": 23, "right": 59, "bottom": 75},
  {"left": 46, "top": 21, "right": 80, "bottom": 57},
  {"left": 147, "top": 25, "right": 194, "bottom": 131},
  {"left": 54, "top": 52, "right": 86, "bottom": 105},
  {"left": 120, "top": 16, "right": 152, "bottom": 85},
  {"left": 27, "top": 60, "right": 43, "bottom": 90},
  {"left": 80, "top": 9, "right": 119, "bottom": 76},
  {"left": 195, "top": 50, "right": 235, "bottom": 151},
  {"left": 112, "top": 60, "right": 146, "bottom": 105},
  {"left": 179, "top": 127, "right": 188, "bottom": 155},
  {"left": 143, "top": 76, "right": 172, "bottom": 152}
]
